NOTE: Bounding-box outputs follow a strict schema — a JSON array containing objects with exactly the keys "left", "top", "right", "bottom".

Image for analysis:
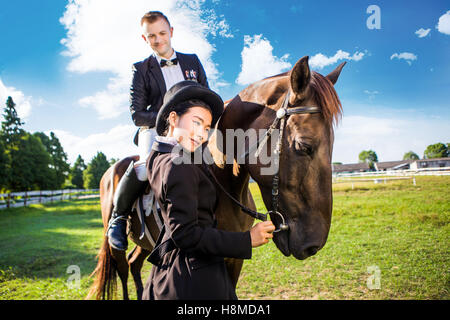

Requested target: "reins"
[{"left": 205, "top": 91, "right": 321, "bottom": 233}]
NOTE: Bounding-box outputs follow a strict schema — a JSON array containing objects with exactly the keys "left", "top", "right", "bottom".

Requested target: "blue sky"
[{"left": 0, "top": 0, "right": 449, "bottom": 164}]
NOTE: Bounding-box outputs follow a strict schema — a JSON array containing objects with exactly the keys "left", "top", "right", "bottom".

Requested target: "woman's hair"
[{"left": 162, "top": 99, "right": 212, "bottom": 136}]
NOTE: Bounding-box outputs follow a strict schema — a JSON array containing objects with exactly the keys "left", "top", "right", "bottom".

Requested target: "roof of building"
[
  {"left": 374, "top": 160, "right": 413, "bottom": 170},
  {"left": 416, "top": 157, "right": 450, "bottom": 162},
  {"left": 332, "top": 162, "right": 370, "bottom": 173}
]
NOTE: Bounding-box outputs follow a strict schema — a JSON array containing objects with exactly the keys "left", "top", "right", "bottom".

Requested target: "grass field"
[{"left": 0, "top": 176, "right": 448, "bottom": 300}]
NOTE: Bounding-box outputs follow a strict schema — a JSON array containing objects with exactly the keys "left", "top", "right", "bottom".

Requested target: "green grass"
[{"left": 0, "top": 176, "right": 448, "bottom": 300}]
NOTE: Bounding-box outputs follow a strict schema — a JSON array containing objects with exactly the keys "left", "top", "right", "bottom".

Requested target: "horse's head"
[{"left": 215, "top": 56, "right": 345, "bottom": 260}]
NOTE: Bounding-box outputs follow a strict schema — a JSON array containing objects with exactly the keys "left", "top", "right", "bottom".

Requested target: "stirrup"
[{"left": 106, "top": 215, "right": 129, "bottom": 236}]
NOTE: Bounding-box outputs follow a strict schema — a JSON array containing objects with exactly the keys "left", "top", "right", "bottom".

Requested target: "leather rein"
[{"left": 205, "top": 91, "right": 321, "bottom": 233}]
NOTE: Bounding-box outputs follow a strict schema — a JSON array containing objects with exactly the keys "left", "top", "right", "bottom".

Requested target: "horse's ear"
[
  {"left": 326, "top": 61, "right": 346, "bottom": 85},
  {"left": 290, "top": 56, "right": 311, "bottom": 99}
]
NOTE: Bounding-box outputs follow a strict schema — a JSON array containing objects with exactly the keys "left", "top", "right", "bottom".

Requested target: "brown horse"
[{"left": 87, "top": 56, "right": 345, "bottom": 299}]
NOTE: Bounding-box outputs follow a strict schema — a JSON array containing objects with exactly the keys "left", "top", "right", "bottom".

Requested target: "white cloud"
[
  {"left": 415, "top": 28, "right": 431, "bottom": 38},
  {"left": 363, "top": 90, "right": 379, "bottom": 100},
  {"left": 333, "top": 114, "right": 450, "bottom": 163},
  {"left": 0, "top": 78, "right": 32, "bottom": 119},
  {"left": 309, "top": 50, "right": 365, "bottom": 70},
  {"left": 390, "top": 52, "right": 417, "bottom": 65},
  {"left": 48, "top": 124, "right": 138, "bottom": 164},
  {"left": 436, "top": 10, "right": 450, "bottom": 35},
  {"left": 59, "top": 0, "right": 231, "bottom": 119},
  {"left": 78, "top": 76, "right": 129, "bottom": 120},
  {"left": 236, "top": 34, "right": 291, "bottom": 85}
]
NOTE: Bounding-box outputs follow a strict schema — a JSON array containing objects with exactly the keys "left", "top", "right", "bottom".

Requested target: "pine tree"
[
  {"left": 1, "top": 96, "right": 26, "bottom": 190},
  {"left": 83, "top": 152, "right": 110, "bottom": 189},
  {"left": 70, "top": 155, "right": 87, "bottom": 189},
  {"left": 0, "top": 140, "right": 11, "bottom": 190},
  {"left": 49, "top": 132, "right": 70, "bottom": 188},
  {"left": 34, "top": 132, "right": 70, "bottom": 189},
  {"left": 1, "top": 96, "right": 25, "bottom": 147}
]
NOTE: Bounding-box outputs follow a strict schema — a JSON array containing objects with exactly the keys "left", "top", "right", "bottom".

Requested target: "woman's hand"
[{"left": 250, "top": 221, "right": 276, "bottom": 247}]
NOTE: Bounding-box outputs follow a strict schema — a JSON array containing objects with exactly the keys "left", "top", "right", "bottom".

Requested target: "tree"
[
  {"left": 1, "top": 96, "right": 25, "bottom": 148},
  {"left": 83, "top": 152, "right": 110, "bottom": 189},
  {"left": 0, "top": 140, "right": 10, "bottom": 190},
  {"left": 403, "top": 151, "right": 419, "bottom": 160},
  {"left": 70, "top": 155, "right": 87, "bottom": 189},
  {"left": 0, "top": 97, "right": 62, "bottom": 191},
  {"left": 423, "top": 143, "right": 449, "bottom": 159},
  {"left": 358, "top": 150, "right": 378, "bottom": 169},
  {"left": 33, "top": 132, "right": 70, "bottom": 189},
  {"left": 9, "top": 132, "right": 56, "bottom": 191}
]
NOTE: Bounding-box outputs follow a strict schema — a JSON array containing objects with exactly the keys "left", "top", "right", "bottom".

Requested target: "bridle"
[{"left": 205, "top": 90, "right": 321, "bottom": 233}]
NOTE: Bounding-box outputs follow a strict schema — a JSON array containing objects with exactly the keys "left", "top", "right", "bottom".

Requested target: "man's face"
[{"left": 141, "top": 18, "right": 174, "bottom": 58}]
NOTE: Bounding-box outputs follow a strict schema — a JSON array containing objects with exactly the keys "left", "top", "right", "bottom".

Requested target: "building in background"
[
  {"left": 332, "top": 157, "right": 450, "bottom": 174},
  {"left": 409, "top": 157, "right": 450, "bottom": 170}
]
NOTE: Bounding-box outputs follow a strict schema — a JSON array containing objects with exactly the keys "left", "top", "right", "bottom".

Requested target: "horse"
[{"left": 86, "top": 56, "right": 345, "bottom": 299}]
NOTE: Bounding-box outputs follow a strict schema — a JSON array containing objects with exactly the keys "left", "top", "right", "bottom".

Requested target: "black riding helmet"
[{"left": 156, "top": 80, "right": 224, "bottom": 136}]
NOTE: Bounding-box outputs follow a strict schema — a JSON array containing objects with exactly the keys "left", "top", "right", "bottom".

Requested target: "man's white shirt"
[{"left": 154, "top": 50, "right": 185, "bottom": 92}]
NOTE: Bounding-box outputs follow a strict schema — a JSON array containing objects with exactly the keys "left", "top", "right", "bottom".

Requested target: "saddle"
[
  {"left": 131, "top": 186, "right": 176, "bottom": 265},
  {"left": 129, "top": 186, "right": 164, "bottom": 249}
]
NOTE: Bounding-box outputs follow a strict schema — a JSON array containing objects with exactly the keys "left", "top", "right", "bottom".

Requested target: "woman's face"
[{"left": 170, "top": 106, "right": 212, "bottom": 152}]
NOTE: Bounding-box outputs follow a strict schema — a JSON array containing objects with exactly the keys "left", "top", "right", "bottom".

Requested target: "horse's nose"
[
  {"left": 305, "top": 246, "right": 319, "bottom": 256},
  {"left": 299, "top": 243, "right": 320, "bottom": 258}
]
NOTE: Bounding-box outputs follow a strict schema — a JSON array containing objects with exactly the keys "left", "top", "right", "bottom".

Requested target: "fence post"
[
  {"left": 7, "top": 193, "right": 10, "bottom": 209},
  {"left": 24, "top": 191, "right": 27, "bottom": 207}
]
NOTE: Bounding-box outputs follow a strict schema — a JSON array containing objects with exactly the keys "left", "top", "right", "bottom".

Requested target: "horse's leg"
[
  {"left": 128, "top": 245, "right": 151, "bottom": 300},
  {"left": 225, "top": 258, "right": 244, "bottom": 289},
  {"left": 111, "top": 248, "right": 129, "bottom": 300}
]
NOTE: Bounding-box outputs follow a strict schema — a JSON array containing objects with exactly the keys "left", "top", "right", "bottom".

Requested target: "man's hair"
[{"left": 141, "top": 11, "right": 171, "bottom": 27}]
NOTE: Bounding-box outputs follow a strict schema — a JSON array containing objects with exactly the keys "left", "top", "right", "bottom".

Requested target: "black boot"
[{"left": 107, "top": 161, "right": 147, "bottom": 251}]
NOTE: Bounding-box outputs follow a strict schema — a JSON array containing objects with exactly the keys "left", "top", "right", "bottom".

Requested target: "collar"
[
  {"left": 153, "top": 50, "right": 177, "bottom": 64},
  {"left": 155, "top": 135, "right": 178, "bottom": 145},
  {"left": 151, "top": 135, "right": 179, "bottom": 153}
]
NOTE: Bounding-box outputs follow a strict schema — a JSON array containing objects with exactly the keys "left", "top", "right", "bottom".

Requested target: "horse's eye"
[{"left": 294, "top": 141, "right": 313, "bottom": 156}]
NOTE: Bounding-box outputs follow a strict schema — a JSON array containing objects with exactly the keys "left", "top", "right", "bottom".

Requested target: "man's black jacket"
[{"left": 130, "top": 52, "right": 209, "bottom": 144}]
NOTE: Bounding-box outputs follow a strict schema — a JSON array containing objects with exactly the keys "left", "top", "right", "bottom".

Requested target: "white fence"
[
  {"left": 0, "top": 189, "right": 99, "bottom": 210},
  {"left": 332, "top": 167, "right": 449, "bottom": 189},
  {"left": 333, "top": 166, "right": 450, "bottom": 179}
]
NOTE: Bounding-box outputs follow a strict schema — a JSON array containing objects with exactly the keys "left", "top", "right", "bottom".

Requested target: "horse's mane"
[
  {"left": 310, "top": 71, "right": 343, "bottom": 127},
  {"left": 208, "top": 70, "right": 343, "bottom": 174},
  {"left": 264, "top": 70, "right": 343, "bottom": 127}
]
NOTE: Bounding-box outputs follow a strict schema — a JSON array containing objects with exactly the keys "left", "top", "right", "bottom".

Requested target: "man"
[{"left": 107, "top": 11, "right": 209, "bottom": 251}]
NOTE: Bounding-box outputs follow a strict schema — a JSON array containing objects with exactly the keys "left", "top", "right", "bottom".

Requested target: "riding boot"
[{"left": 107, "top": 161, "right": 147, "bottom": 251}]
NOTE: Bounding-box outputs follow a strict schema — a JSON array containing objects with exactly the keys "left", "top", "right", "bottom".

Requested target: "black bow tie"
[{"left": 160, "top": 58, "right": 178, "bottom": 67}]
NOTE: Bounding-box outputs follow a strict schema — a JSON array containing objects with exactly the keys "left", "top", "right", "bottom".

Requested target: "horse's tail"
[
  {"left": 86, "top": 162, "right": 120, "bottom": 300},
  {"left": 86, "top": 234, "right": 118, "bottom": 300}
]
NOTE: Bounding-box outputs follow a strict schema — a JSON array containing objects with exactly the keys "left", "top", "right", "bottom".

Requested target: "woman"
[{"left": 142, "top": 81, "right": 275, "bottom": 300}]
